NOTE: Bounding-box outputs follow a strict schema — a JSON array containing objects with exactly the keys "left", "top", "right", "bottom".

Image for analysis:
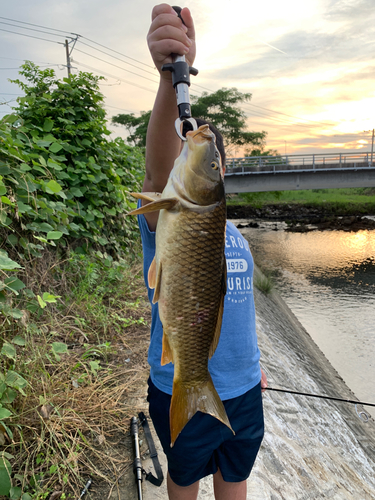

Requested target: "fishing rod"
[
  {"left": 266, "top": 387, "right": 375, "bottom": 408},
  {"left": 131, "top": 416, "right": 143, "bottom": 500}
]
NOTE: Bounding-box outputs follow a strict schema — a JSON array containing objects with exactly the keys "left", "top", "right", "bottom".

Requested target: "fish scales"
[{"left": 160, "top": 202, "right": 226, "bottom": 382}]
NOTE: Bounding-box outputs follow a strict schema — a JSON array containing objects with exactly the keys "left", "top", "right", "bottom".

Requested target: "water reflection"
[{"left": 239, "top": 222, "right": 375, "bottom": 417}]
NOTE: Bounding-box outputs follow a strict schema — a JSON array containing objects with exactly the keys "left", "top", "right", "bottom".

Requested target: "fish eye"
[{"left": 211, "top": 161, "right": 219, "bottom": 170}]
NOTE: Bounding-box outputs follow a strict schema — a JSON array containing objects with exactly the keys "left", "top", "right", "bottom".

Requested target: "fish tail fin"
[{"left": 170, "top": 375, "right": 234, "bottom": 447}]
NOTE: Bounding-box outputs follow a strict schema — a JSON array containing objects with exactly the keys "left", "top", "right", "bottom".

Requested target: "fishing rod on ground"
[
  {"left": 265, "top": 387, "right": 374, "bottom": 421},
  {"left": 131, "top": 416, "right": 143, "bottom": 500},
  {"left": 130, "top": 413, "right": 164, "bottom": 500}
]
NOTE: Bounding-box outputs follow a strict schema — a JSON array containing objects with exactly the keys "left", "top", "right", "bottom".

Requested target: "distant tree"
[
  {"left": 190, "top": 88, "right": 267, "bottom": 153},
  {"left": 111, "top": 110, "right": 151, "bottom": 148},
  {"left": 111, "top": 88, "right": 267, "bottom": 153},
  {"left": 244, "top": 146, "right": 279, "bottom": 157}
]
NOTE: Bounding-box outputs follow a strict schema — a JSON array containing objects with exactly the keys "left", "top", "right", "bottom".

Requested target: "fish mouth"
[{"left": 187, "top": 124, "right": 214, "bottom": 144}]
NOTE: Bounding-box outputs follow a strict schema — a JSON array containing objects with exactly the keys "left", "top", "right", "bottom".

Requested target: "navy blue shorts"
[{"left": 147, "top": 378, "right": 264, "bottom": 487}]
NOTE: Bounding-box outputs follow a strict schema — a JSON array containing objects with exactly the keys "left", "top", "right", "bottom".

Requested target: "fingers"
[
  {"left": 260, "top": 368, "right": 268, "bottom": 393},
  {"left": 148, "top": 4, "right": 196, "bottom": 73},
  {"left": 180, "top": 7, "right": 195, "bottom": 42}
]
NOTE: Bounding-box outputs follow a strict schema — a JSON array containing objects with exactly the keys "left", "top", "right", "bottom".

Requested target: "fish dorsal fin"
[
  {"left": 169, "top": 373, "right": 234, "bottom": 447},
  {"left": 130, "top": 192, "right": 162, "bottom": 202},
  {"left": 209, "top": 257, "right": 226, "bottom": 358},
  {"left": 148, "top": 257, "right": 162, "bottom": 304},
  {"left": 127, "top": 197, "right": 178, "bottom": 216},
  {"left": 161, "top": 332, "right": 174, "bottom": 365}
]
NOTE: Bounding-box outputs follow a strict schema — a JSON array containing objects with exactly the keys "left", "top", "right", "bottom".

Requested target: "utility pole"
[
  {"left": 65, "top": 39, "right": 71, "bottom": 77},
  {"left": 64, "top": 36, "right": 79, "bottom": 77}
]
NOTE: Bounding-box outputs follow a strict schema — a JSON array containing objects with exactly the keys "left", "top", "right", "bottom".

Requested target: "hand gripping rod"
[{"left": 162, "top": 6, "right": 198, "bottom": 140}]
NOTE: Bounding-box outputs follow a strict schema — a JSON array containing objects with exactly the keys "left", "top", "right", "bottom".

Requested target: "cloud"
[{"left": 325, "top": 0, "right": 375, "bottom": 22}]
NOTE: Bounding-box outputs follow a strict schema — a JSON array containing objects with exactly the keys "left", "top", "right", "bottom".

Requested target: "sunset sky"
[{"left": 1, "top": 0, "right": 374, "bottom": 156}]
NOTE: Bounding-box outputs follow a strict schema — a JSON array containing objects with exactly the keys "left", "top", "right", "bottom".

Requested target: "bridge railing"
[{"left": 225, "top": 151, "right": 374, "bottom": 175}]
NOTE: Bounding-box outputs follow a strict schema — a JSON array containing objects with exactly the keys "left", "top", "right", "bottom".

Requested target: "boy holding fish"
[{"left": 134, "top": 4, "right": 268, "bottom": 500}]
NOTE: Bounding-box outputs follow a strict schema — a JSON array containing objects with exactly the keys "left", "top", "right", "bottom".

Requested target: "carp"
[{"left": 129, "top": 124, "right": 233, "bottom": 446}]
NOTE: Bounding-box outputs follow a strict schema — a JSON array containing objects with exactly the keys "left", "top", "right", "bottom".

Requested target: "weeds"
[
  {"left": 253, "top": 263, "right": 276, "bottom": 296},
  {"left": 254, "top": 274, "right": 274, "bottom": 295},
  {"left": 0, "top": 249, "right": 150, "bottom": 499}
]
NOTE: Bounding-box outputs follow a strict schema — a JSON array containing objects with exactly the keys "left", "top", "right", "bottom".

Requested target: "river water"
[{"left": 237, "top": 219, "right": 375, "bottom": 419}]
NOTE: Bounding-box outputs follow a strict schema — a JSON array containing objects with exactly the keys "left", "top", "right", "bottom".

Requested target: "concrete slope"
[{"left": 141, "top": 272, "right": 375, "bottom": 499}]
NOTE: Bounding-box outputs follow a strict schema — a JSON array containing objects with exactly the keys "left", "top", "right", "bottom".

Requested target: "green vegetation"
[
  {"left": 1, "top": 63, "right": 148, "bottom": 499},
  {"left": 112, "top": 87, "right": 267, "bottom": 153},
  {"left": 254, "top": 265, "right": 275, "bottom": 295},
  {"left": 229, "top": 188, "right": 375, "bottom": 212}
]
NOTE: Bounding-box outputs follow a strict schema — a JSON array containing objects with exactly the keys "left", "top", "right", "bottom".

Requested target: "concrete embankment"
[{"left": 139, "top": 268, "right": 375, "bottom": 499}]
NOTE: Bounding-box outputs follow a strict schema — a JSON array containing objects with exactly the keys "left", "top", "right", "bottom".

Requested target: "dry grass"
[{"left": 1, "top": 250, "right": 151, "bottom": 499}]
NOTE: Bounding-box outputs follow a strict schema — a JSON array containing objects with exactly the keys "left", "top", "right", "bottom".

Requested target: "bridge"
[{"left": 224, "top": 151, "right": 375, "bottom": 193}]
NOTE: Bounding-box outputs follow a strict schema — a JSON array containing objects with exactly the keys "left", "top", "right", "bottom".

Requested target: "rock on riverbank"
[{"left": 227, "top": 204, "right": 375, "bottom": 232}]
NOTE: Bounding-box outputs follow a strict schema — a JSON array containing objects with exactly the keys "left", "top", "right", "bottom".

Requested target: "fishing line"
[{"left": 265, "top": 387, "right": 375, "bottom": 408}]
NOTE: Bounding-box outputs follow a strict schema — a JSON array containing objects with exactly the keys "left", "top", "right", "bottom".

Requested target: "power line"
[
  {"left": 0, "top": 16, "right": 154, "bottom": 71},
  {"left": 243, "top": 107, "right": 320, "bottom": 130},
  {"left": 0, "top": 56, "right": 58, "bottom": 65},
  {"left": 243, "top": 101, "right": 335, "bottom": 127},
  {"left": 0, "top": 27, "right": 63, "bottom": 45},
  {"left": 188, "top": 82, "right": 334, "bottom": 128},
  {"left": 0, "top": 20, "right": 70, "bottom": 39},
  {"left": 78, "top": 39, "right": 158, "bottom": 78},
  {"left": 190, "top": 83, "right": 333, "bottom": 128},
  {"left": 80, "top": 36, "right": 154, "bottom": 70},
  {"left": 74, "top": 48, "right": 159, "bottom": 85},
  {"left": 73, "top": 60, "right": 157, "bottom": 94},
  {"left": 0, "top": 64, "right": 59, "bottom": 71},
  {"left": 105, "top": 104, "right": 140, "bottom": 114},
  {"left": 0, "top": 16, "right": 79, "bottom": 36}
]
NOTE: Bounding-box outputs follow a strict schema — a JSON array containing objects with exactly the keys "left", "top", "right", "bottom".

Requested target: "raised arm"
[{"left": 143, "top": 4, "right": 196, "bottom": 230}]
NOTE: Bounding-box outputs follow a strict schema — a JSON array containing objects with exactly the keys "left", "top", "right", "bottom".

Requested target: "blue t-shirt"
[{"left": 138, "top": 211, "right": 261, "bottom": 400}]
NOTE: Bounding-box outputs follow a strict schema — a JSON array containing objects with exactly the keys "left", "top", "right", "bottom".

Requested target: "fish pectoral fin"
[
  {"left": 161, "top": 332, "right": 174, "bottom": 365},
  {"left": 127, "top": 197, "right": 178, "bottom": 216},
  {"left": 130, "top": 192, "right": 162, "bottom": 202},
  {"left": 148, "top": 257, "right": 162, "bottom": 303},
  {"left": 170, "top": 375, "right": 234, "bottom": 447}
]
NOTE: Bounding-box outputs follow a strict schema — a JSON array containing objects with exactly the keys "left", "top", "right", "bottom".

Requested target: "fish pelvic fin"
[
  {"left": 148, "top": 257, "right": 162, "bottom": 303},
  {"left": 169, "top": 375, "right": 234, "bottom": 447},
  {"left": 161, "top": 332, "right": 174, "bottom": 365},
  {"left": 126, "top": 197, "right": 178, "bottom": 216}
]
